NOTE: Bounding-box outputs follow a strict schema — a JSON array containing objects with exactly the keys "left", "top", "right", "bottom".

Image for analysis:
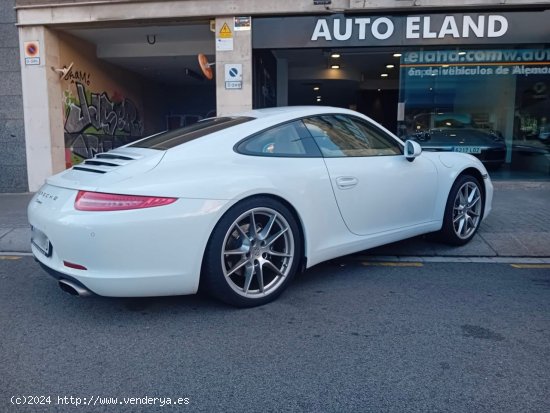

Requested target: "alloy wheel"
[
  {"left": 452, "top": 181, "right": 482, "bottom": 240},
  {"left": 221, "top": 207, "right": 295, "bottom": 298}
]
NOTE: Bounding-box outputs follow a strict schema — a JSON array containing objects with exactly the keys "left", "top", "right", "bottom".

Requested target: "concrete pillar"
[
  {"left": 19, "top": 26, "right": 64, "bottom": 191},
  {"left": 215, "top": 17, "right": 253, "bottom": 116}
]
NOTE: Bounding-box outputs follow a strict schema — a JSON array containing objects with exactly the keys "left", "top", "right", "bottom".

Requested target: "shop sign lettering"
[
  {"left": 406, "top": 64, "right": 550, "bottom": 78},
  {"left": 311, "top": 15, "right": 508, "bottom": 42},
  {"left": 402, "top": 49, "right": 550, "bottom": 78},
  {"left": 253, "top": 11, "right": 550, "bottom": 48},
  {"left": 403, "top": 49, "right": 550, "bottom": 65}
]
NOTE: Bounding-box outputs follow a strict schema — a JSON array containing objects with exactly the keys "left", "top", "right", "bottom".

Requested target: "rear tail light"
[{"left": 75, "top": 191, "right": 177, "bottom": 211}]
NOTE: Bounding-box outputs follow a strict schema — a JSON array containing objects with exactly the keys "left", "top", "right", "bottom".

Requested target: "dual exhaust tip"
[{"left": 58, "top": 279, "right": 92, "bottom": 297}]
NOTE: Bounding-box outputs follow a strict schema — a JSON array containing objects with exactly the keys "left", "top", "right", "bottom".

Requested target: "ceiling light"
[
  {"left": 377, "top": 89, "right": 381, "bottom": 92},
  {"left": 331, "top": 53, "right": 341, "bottom": 58},
  {"left": 331, "top": 65, "right": 340, "bottom": 69},
  {"left": 316, "top": 97, "right": 322, "bottom": 102},
  {"left": 393, "top": 53, "right": 402, "bottom": 57},
  {"left": 313, "top": 86, "right": 320, "bottom": 91},
  {"left": 458, "top": 51, "right": 466, "bottom": 55},
  {"left": 442, "top": 64, "right": 450, "bottom": 68},
  {"left": 380, "top": 73, "right": 388, "bottom": 77},
  {"left": 386, "top": 64, "right": 395, "bottom": 69},
  {"left": 316, "top": 96, "right": 322, "bottom": 99}
]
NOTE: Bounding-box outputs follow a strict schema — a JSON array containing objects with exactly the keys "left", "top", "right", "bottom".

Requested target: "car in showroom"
[
  {"left": 28, "top": 106, "right": 493, "bottom": 307},
  {"left": 405, "top": 112, "right": 507, "bottom": 169}
]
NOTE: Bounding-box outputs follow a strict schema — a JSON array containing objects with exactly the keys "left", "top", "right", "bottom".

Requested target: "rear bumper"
[
  {"left": 475, "top": 148, "right": 506, "bottom": 165},
  {"left": 29, "top": 186, "right": 229, "bottom": 297},
  {"left": 32, "top": 244, "right": 199, "bottom": 297},
  {"left": 38, "top": 260, "right": 94, "bottom": 295}
]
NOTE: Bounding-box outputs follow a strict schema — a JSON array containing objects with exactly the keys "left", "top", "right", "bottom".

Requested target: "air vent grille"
[{"left": 71, "top": 151, "right": 141, "bottom": 174}]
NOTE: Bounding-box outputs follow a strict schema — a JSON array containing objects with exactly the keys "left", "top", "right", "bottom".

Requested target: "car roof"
[{"left": 235, "top": 106, "right": 359, "bottom": 121}]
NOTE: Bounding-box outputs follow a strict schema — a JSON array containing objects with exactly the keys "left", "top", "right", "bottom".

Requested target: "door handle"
[{"left": 335, "top": 176, "right": 358, "bottom": 189}]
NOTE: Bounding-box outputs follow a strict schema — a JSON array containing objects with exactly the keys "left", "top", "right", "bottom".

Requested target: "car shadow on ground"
[{"left": 40, "top": 260, "right": 352, "bottom": 317}]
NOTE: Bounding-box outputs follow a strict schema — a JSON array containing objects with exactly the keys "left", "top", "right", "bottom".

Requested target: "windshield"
[{"left": 433, "top": 113, "right": 473, "bottom": 128}]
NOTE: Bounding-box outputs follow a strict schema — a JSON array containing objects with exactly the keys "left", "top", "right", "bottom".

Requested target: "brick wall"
[{"left": 0, "top": 0, "right": 27, "bottom": 192}]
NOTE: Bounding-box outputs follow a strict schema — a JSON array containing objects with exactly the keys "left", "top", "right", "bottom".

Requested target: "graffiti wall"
[
  {"left": 64, "top": 81, "right": 144, "bottom": 166},
  {"left": 59, "top": 33, "right": 145, "bottom": 167}
]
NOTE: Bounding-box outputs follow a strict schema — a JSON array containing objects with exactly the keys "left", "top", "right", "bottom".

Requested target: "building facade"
[
  {"left": 1, "top": 0, "right": 27, "bottom": 192},
  {"left": 3, "top": 0, "right": 550, "bottom": 192}
]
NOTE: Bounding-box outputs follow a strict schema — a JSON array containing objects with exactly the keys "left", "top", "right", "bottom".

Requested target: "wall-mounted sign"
[
  {"left": 253, "top": 11, "right": 550, "bottom": 48},
  {"left": 234, "top": 16, "right": 251, "bottom": 31},
  {"left": 402, "top": 48, "right": 550, "bottom": 78},
  {"left": 216, "top": 22, "right": 234, "bottom": 51},
  {"left": 216, "top": 37, "right": 233, "bottom": 51},
  {"left": 219, "top": 23, "right": 233, "bottom": 38},
  {"left": 24, "top": 41, "right": 40, "bottom": 65},
  {"left": 225, "top": 63, "right": 243, "bottom": 89}
]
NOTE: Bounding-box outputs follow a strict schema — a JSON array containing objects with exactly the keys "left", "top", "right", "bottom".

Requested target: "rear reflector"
[
  {"left": 75, "top": 191, "right": 177, "bottom": 211},
  {"left": 63, "top": 261, "right": 88, "bottom": 270}
]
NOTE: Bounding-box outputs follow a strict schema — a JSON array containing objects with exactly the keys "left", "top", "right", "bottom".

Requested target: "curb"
[{"left": 348, "top": 255, "right": 550, "bottom": 264}]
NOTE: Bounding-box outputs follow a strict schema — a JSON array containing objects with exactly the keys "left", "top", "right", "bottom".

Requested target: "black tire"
[
  {"left": 201, "top": 196, "right": 302, "bottom": 307},
  {"left": 439, "top": 174, "right": 484, "bottom": 246}
]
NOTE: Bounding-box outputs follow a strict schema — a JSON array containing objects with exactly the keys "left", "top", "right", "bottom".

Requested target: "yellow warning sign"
[{"left": 219, "top": 23, "right": 233, "bottom": 39}]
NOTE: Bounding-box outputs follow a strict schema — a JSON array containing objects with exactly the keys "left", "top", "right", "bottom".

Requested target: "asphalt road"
[{"left": 1, "top": 256, "right": 549, "bottom": 413}]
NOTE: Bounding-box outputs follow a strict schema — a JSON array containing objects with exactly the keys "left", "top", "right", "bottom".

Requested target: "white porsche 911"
[{"left": 28, "top": 106, "right": 492, "bottom": 307}]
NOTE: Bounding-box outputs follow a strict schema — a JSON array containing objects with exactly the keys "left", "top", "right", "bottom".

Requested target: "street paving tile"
[{"left": 0, "top": 227, "right": 30, "bottom": 253}]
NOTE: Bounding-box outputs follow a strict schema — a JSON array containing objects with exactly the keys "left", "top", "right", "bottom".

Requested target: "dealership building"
[{"left": 1, "top": 0, "right": 549, "bottom": 192}]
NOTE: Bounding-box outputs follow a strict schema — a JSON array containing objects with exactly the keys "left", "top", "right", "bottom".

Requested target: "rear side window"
[
  {"left": 236, "top": 120, "right": 321, "bottom": 157},
  {"left": 130, "top": 116, "right": 254, "bottom": 150}
]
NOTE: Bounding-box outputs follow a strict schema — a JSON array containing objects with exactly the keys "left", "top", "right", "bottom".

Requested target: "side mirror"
[{"left": 404, "top": 140, "right": 422, "bottom": 162}]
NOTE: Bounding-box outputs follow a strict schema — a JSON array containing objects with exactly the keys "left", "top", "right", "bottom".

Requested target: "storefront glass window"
[{"left": 398, "top": 46, "right": 550, "bottom": 174}]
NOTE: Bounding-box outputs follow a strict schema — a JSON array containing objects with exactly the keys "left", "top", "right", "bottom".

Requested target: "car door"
[{"left": 302, "top": 114, "right": 438, "bottom": 236}]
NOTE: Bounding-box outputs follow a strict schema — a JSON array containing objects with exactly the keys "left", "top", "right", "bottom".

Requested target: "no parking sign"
[
  {"left": 24, "top": 41, "right": 40, "bottom": 65},
  {"left": 224, "top": 64, "right": 242, "bottom": 89}
]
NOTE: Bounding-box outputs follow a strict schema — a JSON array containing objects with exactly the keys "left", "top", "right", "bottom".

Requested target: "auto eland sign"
[{"left": 252, "top": 11, "right": 550, "bottom": 48}]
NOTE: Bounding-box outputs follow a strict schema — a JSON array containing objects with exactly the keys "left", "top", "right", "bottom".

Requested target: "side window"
[
  {"left": 237, "top": 120, "right": 321, "bottom": 157},
  {"left": 303, "top": 115, "right": 402, "bottom": 157},
  {"left": 348, "top": 116, "right": 403, "bottom": 155}
]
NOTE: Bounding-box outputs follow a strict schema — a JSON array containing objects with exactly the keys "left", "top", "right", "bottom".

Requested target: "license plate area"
[
  {"left": 453, "top": 146, "right": 482, "bottom": 154},
  {"left": 31, "top": 226, "right": 52, "bottom": 257}
]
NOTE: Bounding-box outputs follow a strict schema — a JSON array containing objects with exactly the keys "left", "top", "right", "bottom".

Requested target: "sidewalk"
[
  {"left": 364, "top": 181, "right": 550, "bottom": 258},
  {"left": 1, "top": 181, "right": 550, "bottom": 257}
]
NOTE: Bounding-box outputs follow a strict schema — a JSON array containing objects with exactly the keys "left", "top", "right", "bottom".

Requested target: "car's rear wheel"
[
  {"left": 440, "top": 175, "right": 484, "bottom": 246},
  {"left": 202, "top": 197, "right": 302, "bottom": 307}
]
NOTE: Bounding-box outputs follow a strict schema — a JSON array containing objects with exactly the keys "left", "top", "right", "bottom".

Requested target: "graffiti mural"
[
  {"left": 64, "top": 82, "right": 144, "bottom": 167},
  {"left": 63, "top": 66, "right": 91, "bottom": 86}
]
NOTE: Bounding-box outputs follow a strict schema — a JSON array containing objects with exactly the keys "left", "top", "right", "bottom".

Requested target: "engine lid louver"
[
  {"left": 71, "top": 151, "right": 142, "bottom": 174},
  {"left": 48, "top": 147, "right": 165, "bottom": 190},
  {"left": 72, "top": 166, "right": 106, "bottom": 174},
  {"left": 95, "top": 153, "right": 134, "bottom": 161}
]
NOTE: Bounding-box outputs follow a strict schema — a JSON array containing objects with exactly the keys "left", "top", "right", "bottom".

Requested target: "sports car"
[
  {"left": 406, "top": 112, "right": 506, "bottom": 169},
  {"left": 28, "top": 106, "right": 493, "bottom": 307}
]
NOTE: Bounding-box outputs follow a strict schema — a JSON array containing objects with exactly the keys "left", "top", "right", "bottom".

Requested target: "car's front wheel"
[
  {"left": 202, "top": 197, "right": 302, "bottom": 307},
  {"left": 440, "top": 175, "right": 484, "bottom": 246}
]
